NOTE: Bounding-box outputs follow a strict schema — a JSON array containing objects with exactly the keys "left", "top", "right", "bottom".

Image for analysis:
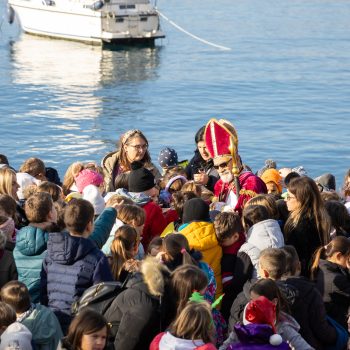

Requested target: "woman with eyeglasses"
[
  {"left": 284, "top": 176, "right": 331, "bottom": 277},
  {"left": 185, "top": 126, "right": 219, "bottom": 192},
  {"left": 101, "top": 129, "right": 161, "bottom": 192}
]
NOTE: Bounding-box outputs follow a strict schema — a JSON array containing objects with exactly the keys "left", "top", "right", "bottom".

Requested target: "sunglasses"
[{"left": 213, "top": 161, "right": 230, "bottom": 170}]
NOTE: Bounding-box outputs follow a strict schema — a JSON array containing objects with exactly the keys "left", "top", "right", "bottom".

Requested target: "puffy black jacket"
[
  {"left": 315, "top": 259, "right": 350, "bottom": 329},
  {"left": 280, "top": 276, "right": 337, "bottom": 349},
  {"left": 40, "top": 232, "right": 113, "bottom": 332},
  {"left": 104, "top": 258, "right": 171, "bottom": 350}
]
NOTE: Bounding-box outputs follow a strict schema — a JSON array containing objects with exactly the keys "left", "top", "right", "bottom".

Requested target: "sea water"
[{"left": 0, "top": 0, "right": 350, "bottom": 188}]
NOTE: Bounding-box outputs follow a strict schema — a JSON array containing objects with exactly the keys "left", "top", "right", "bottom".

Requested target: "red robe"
[{"left": 214, "top": 171, "right": 267, "bottom": 215}]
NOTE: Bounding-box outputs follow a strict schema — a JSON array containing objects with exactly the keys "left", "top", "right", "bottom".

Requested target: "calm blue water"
[{"left": 1, "top": 0, "right": 350, "bottom": 188}]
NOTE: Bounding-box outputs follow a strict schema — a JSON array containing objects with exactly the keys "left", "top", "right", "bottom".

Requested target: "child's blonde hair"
[
  {"left": 245, "top": 194, "right": 279, "bottom": 220},
  {"left": 105, "top": 195, "right": 133, "bottom": 208},
  {"left": 170, "top": 301, "right": 214, "bottom": 344},
  {"left": 181, "top": 181, "right": 202, "bottom": 197}
]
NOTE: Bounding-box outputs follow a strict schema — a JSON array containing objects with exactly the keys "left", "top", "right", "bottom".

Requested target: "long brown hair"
[
  {"left": 162, "top": 233, "right": 197, "bottom": 267},
  {"left": 110, "top": 225, "right": 138, "bottom": 280},
  {"left": 170, "top": 265, "right": 208, "bottom": 316},
  {"left": 118, "top": 130, "right": 151, "bottom": 171},
  {"left": 65, "top": 309, "right": 108, "bottom": 350},
  {"left": 311, "top": 236, "right": 350, "bottom": 280},
  {"left": 170, "top": 301, "right": 214, "bottom": 344},
  {"left": 284, "top": 176, "right": 331, "bottom": 245}
]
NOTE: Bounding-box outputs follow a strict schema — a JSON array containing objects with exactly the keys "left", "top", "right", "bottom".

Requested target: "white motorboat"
[{"left": 7, "top": 0, "right": 165, "bottom": 45}]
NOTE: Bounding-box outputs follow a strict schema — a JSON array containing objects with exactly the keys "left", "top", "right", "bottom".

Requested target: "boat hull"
[{"left": 8, "top": 0, "right": 165, "bottom": 45}]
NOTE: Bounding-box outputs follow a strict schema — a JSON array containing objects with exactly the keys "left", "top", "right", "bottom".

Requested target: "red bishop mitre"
[{"left": 204, "top": 118, "right": 242, "bottom": 175}]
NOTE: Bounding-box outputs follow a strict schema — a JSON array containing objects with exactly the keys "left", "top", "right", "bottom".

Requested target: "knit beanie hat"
[
  {"left": 75, "top": 169, "right": 104, "bottom": 193},
  {"left": 128, "top": 161, "right": 155, "bottom": 193},
  {"left": 0, "top": 322, "right": 33, "bottom": 350},
  {"left": 291, "top": 166, "right": 307, "bottom": 177},
  {"left": 314, "top": 173, "right": 336, "bottom": 192},
  {"left": 257, "top": 159, "right": 277, "bottom": 177},
  {"left": 182, "top": 198, "right": 210, "bottom": 224},
  {"left": 82, "top": 184, "right": 105, "bottom": 215},
  {"left": 158, "top": 147, "right": 178, "bottom": 169},
  {"left": 261, "top": 169, "right": 283, "bottom": 194}
]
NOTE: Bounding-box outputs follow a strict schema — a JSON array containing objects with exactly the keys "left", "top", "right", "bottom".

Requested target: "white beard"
[{"left": 220, "top": 171, "right": 233, "bottom": 184}]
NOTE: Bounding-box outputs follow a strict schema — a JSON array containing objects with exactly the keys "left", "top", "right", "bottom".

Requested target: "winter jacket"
[
  {"left": 222, "top": 324, "right": 290, "bottom": 350},
  {"left": 315, "top": 259, "right": 350, "bottom": 329},
  {"left": 285, "top": 218, "right": 323, "bottom": 277},
  {"left": 222, "top": 312, "right": 314, "bottom": 350},
  {"left": 14, "top": 208, "right": 116, "bottom": 303},
  {"left": 220, "top": 233, "right": 245, "bottom": 321},
  {"left": 104, "top": 258, "right": 171, "bottom": 350},
  {"left": 150, "top": 332, "right": 217, "bottom": 350},
  {"left": 213, "top": 172, "right": 267, "bottom": 214},
  {"left": 101, "top": 150, "right": 161, "bottom": 192},
  {"left": 185, "top": 150, "right": 219, "bottom": 192},
  {"left": 228, "top": 277, "right": 337, "bottom": 350},
  {"left": 228, "top": 280, "right": 256, "bottom": 332},
  {"left": 179, "top": 222, "right": 223, "bottom": 297},
  {"left": 142, "top": 200, "right": 168, "bottom": 250},
  {"left": 18, "top": 303, "right": 63, "bottom": 350},
  {"left": 14, "top": 225, "right": 49, "bottom": 303},
  {"left": 0, "top": 248, "right": 18, "bottom": 289},
  {"left": 226, "top": 220, "right": 284, "bottom": 303},
  {"left": 40, "top": 231, "right": 113, "bottom": 332},
  {"left": 280, "top": 276, "right": 337, "bottom": 349},
  {"left": 240, "top": 219, "right": 284, "bottom": 280}
]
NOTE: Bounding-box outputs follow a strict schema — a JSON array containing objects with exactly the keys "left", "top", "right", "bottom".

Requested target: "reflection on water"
[
  {"left": 11, "top": 34, "right": 161, "bottom": 89},
  {"left": 7, "top": 34, "right": 161, "bottom": 170}
]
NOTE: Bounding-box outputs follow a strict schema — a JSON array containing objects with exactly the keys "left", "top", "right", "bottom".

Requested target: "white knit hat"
[
  {"left": 16, "top": 172, "right": 40, "bottom": 200},
  {"left": 82, "top": 184, "right": 105, "bottom": 215},
  {"left": 0, "top": 322, "right": 33, "bottom": 350}
]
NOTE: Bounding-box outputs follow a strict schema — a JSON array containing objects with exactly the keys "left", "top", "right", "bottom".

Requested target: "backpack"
[{"left": 71, "top": 278, "right": 128, "bottom": 316}]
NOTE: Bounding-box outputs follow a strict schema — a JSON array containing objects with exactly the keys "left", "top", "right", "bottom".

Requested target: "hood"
[
  {"left": 278, "top": 311, "right": 300, "bottom": 332},
  {"left": 179, "top": 222, "right": 218, "bottom": 252},
  {"left": 243, "top": 279, "right": 257, "bottom": 298},
  {"left": 47, "top": 232, "right": 97, "bottom": 265},
  {"left": 0, "top": 322, "right": 32, "bottom": 350},
  {"left": 15, "top": 226, "right": 48, "bottom": 256},
  {"left": 247, "top": 219, "right": 284, "bottom": 251},
  {"left": 127, "top": 257, "right": 170, "bottom": 298},
  {"left": 159, "top": 332, "right": 205, "bottom": 349},
  {"left": 21, "top": 304, "right": 62, "bottom": 343},
  {"left": 101, "top": 150, "right": 120, "bottom": 173}
]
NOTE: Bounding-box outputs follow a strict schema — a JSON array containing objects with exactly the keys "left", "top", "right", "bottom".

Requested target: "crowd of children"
[{"left": 1, "top": 118, "right": 350, "bottom": 350}]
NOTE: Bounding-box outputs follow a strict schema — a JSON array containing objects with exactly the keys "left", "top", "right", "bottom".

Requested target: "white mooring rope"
[{"left": 157, "top": 10, "right": 232, "bottom": 51}]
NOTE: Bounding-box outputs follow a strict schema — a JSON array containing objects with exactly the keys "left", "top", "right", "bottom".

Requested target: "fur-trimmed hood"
[{"left": 127, "top": 257, "right": 170, "bottom": 298}]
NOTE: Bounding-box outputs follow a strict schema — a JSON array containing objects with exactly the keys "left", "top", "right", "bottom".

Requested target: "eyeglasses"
[
  {"left": 213, "top": 162, "right": 229, "bottom": 170},
  {"left": 286, "top": 194, "right": 296, "bottom": 201},
  {"left": 127, "top": 144, "right": 148, "bottom": 151}
]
